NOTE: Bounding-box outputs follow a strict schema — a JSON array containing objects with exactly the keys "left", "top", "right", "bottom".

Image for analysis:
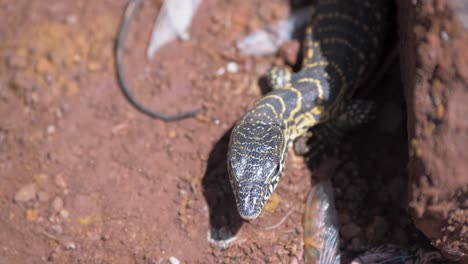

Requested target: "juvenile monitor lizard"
[{"left": 227, "top": 0, "right": 393, "bottom": 220}]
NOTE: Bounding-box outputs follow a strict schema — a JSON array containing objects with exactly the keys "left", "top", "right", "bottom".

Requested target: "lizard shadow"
[
  {"left": 200, "top": 73, "right": 284, "bottom": 243},
  {"left": 201, "top": 127, "right": 244, "bottom": 243}
]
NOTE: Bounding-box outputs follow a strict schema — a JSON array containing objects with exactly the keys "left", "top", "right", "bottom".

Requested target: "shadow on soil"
[
  {"left": 201, "top": 68, "right": 276, "bottom": 242},
  {"left": 201, "top": 128, "right": 244, "bottom": 242}
]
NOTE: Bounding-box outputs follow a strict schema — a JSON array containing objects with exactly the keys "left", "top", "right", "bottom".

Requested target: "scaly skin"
[{"left": 228, "top": 0, "right": 393, "bottom": 220}]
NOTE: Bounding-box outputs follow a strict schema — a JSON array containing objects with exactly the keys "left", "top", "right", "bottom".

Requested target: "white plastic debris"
[
  {"left": 147, "top": 0, "right": 202, "bottom": 58},
  {"left": 237, "top": 6, "right": 314, "bottom": 56}
]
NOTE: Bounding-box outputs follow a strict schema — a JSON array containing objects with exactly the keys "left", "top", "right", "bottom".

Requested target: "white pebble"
[
  {"left": 169, "top": 256, "right": 180, "bottom": 264},
  {"left": 59, "top": 209, "right": 69, "bottom": 219},
  {"left": 440, "top": 31, "right": 449, "bottom": 41},
  {"left": 47, "top": 125, "right": 56, "bottom": 135},
  {"left": 14, "top": 183, "right": 37, "bottom": 202},
  {"left": 215, "top": 67, "right": 225, "bottom": 76},
  {"left": 226, "top": 62, "right": 238, "bottom": 73},
  {"left": 51, "top": 196, "right": 64, "bottom": 212},
  {"left": 66, "top": 14, "right": 78, "bottom": 25},
  {"left": 63, "top": 241, "right": 75, "bottom": 250}
]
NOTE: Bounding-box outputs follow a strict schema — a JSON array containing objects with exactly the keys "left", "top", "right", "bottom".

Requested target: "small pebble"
[
  {"left": 14, "top": 183, "right": 37, "bottom": 202},
  {"left": 61, "top": 236, "right": 75, "bottom": 250},
  {"left": 26, "top": 208, "right": 39, "bottom": 222},
  {"left": 54, "top": 174, "right": 67, "bottom": 188},
  {"left": 46, "top": 250, "right": 58, "bottom": 262},
  {"left": 52, "top": 197, "right": 64, "bottom": 212},
  {"left": 168, "top": 130, "right": 177, "bottom": 139},
  {"left": 440, "top": 31, "right": 449, "bottom": 41},
  {"left": 49, "top": 224, "right": 63, "bottom": 235},
  {"left": 66, "top": 14, "right": 78, "bottom": 25},
  {"left": 169, "top": 256, "right": 180, "bottom": 264},
  {"left": 226, "top": 62, "right": 238, "bottom": 73},
  {"left": 35, "top": 58, "right": 55, "bottom": 74},
  {"left": 215, "top": 67, "right": 225, "bottom": 76},
  {"left": 87, "top": 61, "right": 101, "bottom": 72},
  {"left": 37, "top": 191, "right": 50, "bottom": 202},
  {"left": 47, "top": 125, "right": 56, "bottom": 135},
  {"left": 59, "top": 209, "right": 69, "bottom": 219},
  {"left": 34, "top": 173, "right": 49, "bottom": 184}
]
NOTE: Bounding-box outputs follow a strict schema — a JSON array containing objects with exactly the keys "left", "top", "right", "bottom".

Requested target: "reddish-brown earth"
[
  {"left": 398, "top": 0, "right": 468, "bottom": 262},
  {"left": 0, "top": 0, "right": 460, "bottom": 263}
]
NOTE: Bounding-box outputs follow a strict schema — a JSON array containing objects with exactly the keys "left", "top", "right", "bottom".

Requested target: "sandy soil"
[{"left": 0, "top": 0, "right": 447, "bottom": 263}]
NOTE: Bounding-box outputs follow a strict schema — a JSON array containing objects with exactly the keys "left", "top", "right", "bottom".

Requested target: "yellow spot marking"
[
  {"left": 284, "top": 86, "right": 303, "bottom": 125},
  {"left": 303, "top": 60, "right": 328, "bottom": 69},
  {"left": 256, "top": 95, "right": 286, "bottom": 118},
  {"left": 302, "top": 112, "right": 317, "bottom": 124},
  {"left": 307, "top": 48, "right": 314, "bottom": 60},
  {"left": 289, "top": 112, "right": 319, "bottom": 140},
  {"left": 297, "top": 78, "right": 325, "bottom": 105},
  {"left": 287, "top": 124, "right": 300, "bottom": 140},
  {"left": 310, "top": 106, "right": 324, "bottom": 115}
]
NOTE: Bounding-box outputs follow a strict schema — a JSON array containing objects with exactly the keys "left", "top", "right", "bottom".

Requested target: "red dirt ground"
[
  {"left": 398, "top": 0, "right": 468, "bottom": 261},
  {"left": 0, "top": 1, "right": 450, "bottom": 263}
]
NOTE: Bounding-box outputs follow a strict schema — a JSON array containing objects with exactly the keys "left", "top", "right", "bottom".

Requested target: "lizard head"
[{"left": 227, "top": 119, "right": 288, "bottom": 220}]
